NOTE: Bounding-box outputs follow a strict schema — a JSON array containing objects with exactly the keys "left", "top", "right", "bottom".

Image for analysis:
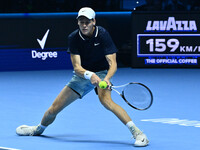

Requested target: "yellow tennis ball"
[{"left": 99, "top": 81, "right": 107, "bottom": 89}]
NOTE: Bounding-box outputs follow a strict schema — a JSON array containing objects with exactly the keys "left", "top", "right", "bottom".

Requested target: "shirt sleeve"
[
  {"left": 101, "top": 29, "right": 118, "bottom": 55},
  {"left": 67, "top": 34, "right": 80, "bottom": 55}
]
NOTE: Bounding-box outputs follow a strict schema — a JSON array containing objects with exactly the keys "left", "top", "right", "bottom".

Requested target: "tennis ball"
[{"left": 99, "top": 81, "right": 108, "bottom": 89}]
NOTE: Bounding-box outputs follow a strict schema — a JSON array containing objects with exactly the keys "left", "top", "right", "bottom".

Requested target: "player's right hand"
[{"left": 90, "top": 73, "right": 101, "bottom": 87}]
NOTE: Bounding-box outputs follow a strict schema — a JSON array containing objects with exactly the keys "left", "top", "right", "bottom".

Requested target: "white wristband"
[{"left": 84, "top": 71, "right": 94, "bottom": 80}]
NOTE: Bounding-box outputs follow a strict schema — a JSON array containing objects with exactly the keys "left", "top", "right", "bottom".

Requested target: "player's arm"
[
  {"left": 70, "top": 54, "right": 85, "bottom": 78},
  {"left": 70, "top": 54, "right": 101, "bottom": 86},
  {"left": 104, "top": 53, "right": 117, "bottom": 85}
]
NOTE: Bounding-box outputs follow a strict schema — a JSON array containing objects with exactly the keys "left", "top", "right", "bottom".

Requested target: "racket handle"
[{"left": 107, "top": 85, "right": 112, "bottom": 90}]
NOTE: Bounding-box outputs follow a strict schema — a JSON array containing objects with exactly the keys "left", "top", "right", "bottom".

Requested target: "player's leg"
[
  {"left": 16, "top": 86, "right": 80, "bottom": 136},
  {"left": 41, "top": 86, "right": 79, "bottom": 126},
  {"left": 97, "top": 87, "right": 132, "bottom": 124},
  {"left": 97, "top": 87, "right": 149, "bottom": 147}
]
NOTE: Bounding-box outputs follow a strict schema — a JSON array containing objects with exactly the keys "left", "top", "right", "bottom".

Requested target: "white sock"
[{"left": 126, "top": 121, "right": 140, "bottom": 134}]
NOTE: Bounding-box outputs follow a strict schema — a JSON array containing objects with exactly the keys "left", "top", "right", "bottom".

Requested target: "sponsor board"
[
  {"left": 132, "top": 12, "right": 200, "bottom": 68},
  {"left": 0, "top": 15, "right": 74, "bottom": 71}
]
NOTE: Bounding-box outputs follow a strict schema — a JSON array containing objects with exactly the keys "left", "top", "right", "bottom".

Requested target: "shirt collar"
[{"left": 79, "top": 26, "right": 98, "bottom": 41}]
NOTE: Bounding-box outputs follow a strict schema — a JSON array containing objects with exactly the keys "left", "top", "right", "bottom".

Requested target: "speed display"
[
  {"left": 138, "top": 34, "right": 200, "bottom": 56},
  {"left": 131, "top": 12, "right": 200, "bottom": 68}
]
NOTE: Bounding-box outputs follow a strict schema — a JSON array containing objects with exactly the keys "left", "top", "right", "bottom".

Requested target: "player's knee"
[
  {"left": 98, "top": 92, "right": 115, "bottom": 111},
  {"left": 100, "top": 99, "right": 114, "bottom": 111}
]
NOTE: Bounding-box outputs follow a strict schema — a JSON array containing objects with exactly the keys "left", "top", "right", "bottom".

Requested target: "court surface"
[{"left": 0, "top": 68, "right": 199, "bottom": 150}]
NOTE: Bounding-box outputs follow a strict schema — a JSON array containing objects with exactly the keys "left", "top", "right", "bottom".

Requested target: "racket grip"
[{"left": 107, "top": 85, "right": 112, "bottom": 90}]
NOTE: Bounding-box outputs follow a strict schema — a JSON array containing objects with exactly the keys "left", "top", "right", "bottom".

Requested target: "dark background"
[
  {"left": 0, "top": 0, "right": 200, "bottom": 71},
  {"left": 0, "top": 0, "right": 199, "bottom": 13},
  {"left": 0, "top": 0, "right": 142, "bottom": 13}
]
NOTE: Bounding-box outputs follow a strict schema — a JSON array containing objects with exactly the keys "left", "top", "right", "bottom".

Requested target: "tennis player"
[{"left": 16, "top": 7, "right": 149, "bottom": 147}]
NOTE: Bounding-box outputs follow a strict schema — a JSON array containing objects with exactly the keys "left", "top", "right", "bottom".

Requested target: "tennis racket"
[{"left": 109, "top": 82, "right": 153, "bottom": 110}]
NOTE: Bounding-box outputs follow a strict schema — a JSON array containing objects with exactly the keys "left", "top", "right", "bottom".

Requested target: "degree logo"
[
  {"left": 31, "top": 29, "right": 58, "bottom": 60},
  {"left": 37, "top": 29, "right": 49, "bottom": 49}
]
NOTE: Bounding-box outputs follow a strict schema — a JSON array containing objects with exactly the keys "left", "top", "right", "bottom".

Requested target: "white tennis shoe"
[
  {"left": 133, "top": 131, "right": 149, "bottom": 147},
  {"left": 16, "top": 125, "right": 44, "bottom": 136}
]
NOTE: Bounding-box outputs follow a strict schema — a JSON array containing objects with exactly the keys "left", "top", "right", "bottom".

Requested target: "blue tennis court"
[{"left": 0, "top": 68, "right": 200, "bottom": 150}]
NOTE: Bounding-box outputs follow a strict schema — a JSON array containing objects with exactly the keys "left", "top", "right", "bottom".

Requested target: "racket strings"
[{"left": 123, "top": 83, "right": 152, "bottom": 110}]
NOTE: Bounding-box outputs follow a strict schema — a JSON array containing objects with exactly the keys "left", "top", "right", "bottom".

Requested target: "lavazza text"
[{"left": 146, "top": 17, "right": 197, "bottom": 31}]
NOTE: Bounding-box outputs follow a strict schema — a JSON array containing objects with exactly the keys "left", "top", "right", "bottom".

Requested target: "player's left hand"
[{"left": 103, "top": 78, "right": 111, "bottom": 90}]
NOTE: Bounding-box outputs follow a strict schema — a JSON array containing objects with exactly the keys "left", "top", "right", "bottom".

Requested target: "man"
[{"left": 16, "top": 7, "right": 149, "bottom": 147}]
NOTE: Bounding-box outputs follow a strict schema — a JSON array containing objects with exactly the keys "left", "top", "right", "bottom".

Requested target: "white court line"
[
  {"left": 141, "top": 118, "right": 200, "bottom": 127},
  {"left": 0, "top": 147, "right": 21, "bottom": 150}
]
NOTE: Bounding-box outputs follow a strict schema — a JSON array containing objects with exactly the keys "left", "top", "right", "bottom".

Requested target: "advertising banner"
[
  {"left": 0, "top": 12, "right": 132, "bottom": 71},
  {"left": 132, "top": 12, "right": 200, "bottom": 68},
  {"left": 0, "top": 14, "right": 77, "bottom": 71}
]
